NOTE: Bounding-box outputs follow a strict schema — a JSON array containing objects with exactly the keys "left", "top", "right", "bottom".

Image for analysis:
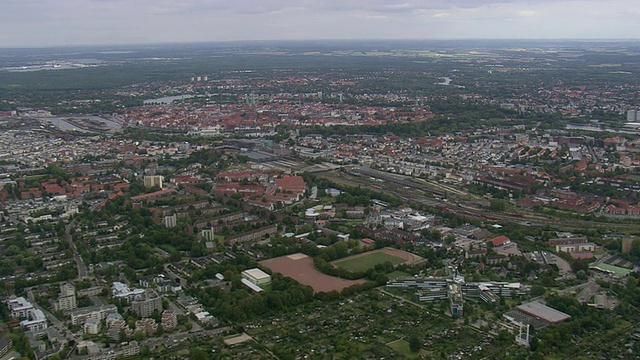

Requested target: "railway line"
[{"left": 317, "top": 165, "right": 640, "bottom": 233}]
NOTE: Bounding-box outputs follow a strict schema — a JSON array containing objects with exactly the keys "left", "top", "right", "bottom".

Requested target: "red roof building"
[{"left": 489, "top": 235, "right": 511, "bottom": 247}]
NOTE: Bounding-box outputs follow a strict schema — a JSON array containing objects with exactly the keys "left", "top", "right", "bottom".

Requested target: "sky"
[{"left": 2, "top": 0, "right": 640, "bottom": 48}]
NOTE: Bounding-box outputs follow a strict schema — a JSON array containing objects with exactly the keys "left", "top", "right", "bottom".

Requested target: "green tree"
[{"left": 408, "top": 335, "right": 421, "bottom": 352}]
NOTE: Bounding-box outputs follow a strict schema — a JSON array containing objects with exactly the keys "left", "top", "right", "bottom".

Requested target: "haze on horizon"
[{"left": 2, "top": 0, "right": 640, "bottom": 48}]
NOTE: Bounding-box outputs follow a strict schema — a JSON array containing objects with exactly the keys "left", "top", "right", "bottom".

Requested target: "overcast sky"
[{"left": 2, "top": 0, "right": 640, "bottom": 48}]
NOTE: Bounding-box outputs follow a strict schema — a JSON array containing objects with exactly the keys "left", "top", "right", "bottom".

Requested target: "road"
[
  {"left": 26, "top": 288, "right": 80, "bottom": 344},
  {"left": 65, "top": 217, "right": 87, "bottom": 279}
]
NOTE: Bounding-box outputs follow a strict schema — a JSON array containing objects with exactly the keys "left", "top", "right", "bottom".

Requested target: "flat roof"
[
  {"left": 591, "top": 263, "right": 633, "bottom": 277},
  {"left": 241, "top": 278, "right": 264, "bottom": 293},
  {"left": 516, "top": 302, "right": 571, "bottom": 324},
  {"left": 242, "top": 268, "right": 270, "bottom": 280}
]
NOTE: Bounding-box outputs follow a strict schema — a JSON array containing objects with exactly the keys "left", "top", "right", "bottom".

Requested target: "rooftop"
[
  {"left": 516, "top": 301, "right": 571, "bottom": 324},
  {"left": 242, "top": 268, "right": 270, "bottom": 280},
  {"left": 241, "top": 278, "right": 264, "bottom": 293},
  {"left": 591, "top": 263, "right": 633, "bottom": 277}
]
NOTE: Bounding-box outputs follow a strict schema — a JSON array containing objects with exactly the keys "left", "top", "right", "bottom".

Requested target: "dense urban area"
[{"left": 0, "top": 40, "right": 639, "bottom": 359}]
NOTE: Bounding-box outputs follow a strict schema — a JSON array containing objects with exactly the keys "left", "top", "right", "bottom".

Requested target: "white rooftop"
[
  {"left": 242, "top": 268, "right": 270, "bottom": 280},
  {"left": 241, "top": 278, "right": 264, "bottom": 293}
]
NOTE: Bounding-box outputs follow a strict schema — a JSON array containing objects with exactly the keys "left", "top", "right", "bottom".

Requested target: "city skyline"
[{"left": 2, "top": 0, "right": 640, "bottom": 48}]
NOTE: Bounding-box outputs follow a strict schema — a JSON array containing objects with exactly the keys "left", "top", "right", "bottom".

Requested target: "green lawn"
[
  {"left": 386, "top": 339, "right": 426, "bottom": 359},
  {"left": 387, "top": 270, "right": 410, "bottom": 279},
  {"left": 159, "top": 244, "right": 177, "bottom": 253},
  {"left": 334, "top": 252, "right": 406, "bottom": 273}
]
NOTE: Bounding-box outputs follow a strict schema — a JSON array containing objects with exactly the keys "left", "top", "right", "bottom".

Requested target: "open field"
[
  {"left": 332, "top": 248, "right": 423, "bottom": 273},
  {"left": 386, "top": 339, "right": 427, "bottom": 359},
  {"left": 260, "top": 253, "right": 365, "bottom": 293},
  {"left": 334, "top": 252, "right": 405, "bottom": 273}
]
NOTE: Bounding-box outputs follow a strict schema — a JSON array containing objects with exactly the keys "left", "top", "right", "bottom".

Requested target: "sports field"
[
  {"left": 260, "top": 253, "right": 365, "bottom": 293},
  {"left": 333, "top": 248, "right": 423, "bottom": 273},
  {"left": 335, "top": 252, "right": 405, "bottom": 273}
]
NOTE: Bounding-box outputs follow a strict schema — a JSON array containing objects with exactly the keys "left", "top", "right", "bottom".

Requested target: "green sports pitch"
[{"left": 334, "top": 252, "right": 406, "bottom": 273}]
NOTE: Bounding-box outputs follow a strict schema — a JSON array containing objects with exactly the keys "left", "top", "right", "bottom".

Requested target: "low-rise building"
[{"left": 241, "top": 268, "right": 271, "bottom": 286}]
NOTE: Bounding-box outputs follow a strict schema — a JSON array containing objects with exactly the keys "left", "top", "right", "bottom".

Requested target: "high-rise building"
[
  {"left": 55, "top": 283, "right": 77, "bottom": 312},
  {"left": 143, "top": 175, "right": 164, "bottom": 189},
  {"left": 163, "top": 214, "right": 177, "bottom": 228},
  {"left": 627, "top": 109, "right": 639, "bottom": 122},
  {"left": 161, "top": 310, "right": 178, "bottom": 331},
  {"left": 200, "top": 227, "right": 215, "bottom": 241},
  {"left": 131, "top": 290, "right": 163, "bottom": 318}
]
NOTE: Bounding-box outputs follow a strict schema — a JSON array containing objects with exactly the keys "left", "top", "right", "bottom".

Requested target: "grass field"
[
  {"left": 334, "top": 252, "right": 406, "bottom": 273},
  {"left": 387, "top": 270, "right": 410, "bottom": 279},
  {"left": 386, "top": 339, "right": 426, "bottom": 359}
]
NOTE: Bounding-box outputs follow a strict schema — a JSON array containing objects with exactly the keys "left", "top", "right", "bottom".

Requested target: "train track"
[{"left": 318, "top": 167, "right": 640, "bottom": 232}]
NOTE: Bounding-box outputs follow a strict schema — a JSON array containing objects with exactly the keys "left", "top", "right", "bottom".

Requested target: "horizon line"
[{"left": 2, "top": 38, "right": 640, "bottom": 50}]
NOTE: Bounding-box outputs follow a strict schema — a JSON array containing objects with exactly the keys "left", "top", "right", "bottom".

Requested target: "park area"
[
  {"left": 332, "top": 248, "right": 423, "bottom": 273},
  {"left": 260, "top": 253, "right": 365, "bottom": 293}
]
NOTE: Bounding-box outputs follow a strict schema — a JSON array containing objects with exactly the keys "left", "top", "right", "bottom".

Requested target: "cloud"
[
  {"left": 516, "top": 10, "right": 538, "bottom": 17},
  {"left": 0, "top": 0, "right": 638, "bottom": 47}
]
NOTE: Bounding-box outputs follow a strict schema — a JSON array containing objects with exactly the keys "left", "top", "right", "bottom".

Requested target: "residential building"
[
  {"left": 111, "top": 282, "right": 145, "bottom": 302},
  {"left": 84, "top": 318, "right": 101, "bottom": 335},
  {"left": 130, "top": 290, "right": 163, "bottom": 318},
  {"left": 200, "top": 227, "right": 215, "bottom": 241},
  {"left": 70, "top": 304, "right": 118, "bottom": 326},
  {"left": 226, "top": 225, "right": 277, "bottom": 245},
  {"left": 135, "top": 318, "right": 158, "bottom": 336},
  {"left": 143, "top": 175, "right": 164, "bottom": 189},
  {"left": 163, "top": 214, "right": 177, "bottom": 228},
  {"left": 556, "top": 242, "right": 596, "bottom": 253},
  {"left": 161, "top": 310, "right": 177, "bottom": 331},
  {"left": 55, "top": 283, "right": 77, "bottom": 311},
  {"left": 6, "top": 297, "right": 48, "bottom": 332}
]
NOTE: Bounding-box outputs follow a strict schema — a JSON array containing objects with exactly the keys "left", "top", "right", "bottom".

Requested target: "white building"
[
  {"left": 143, "top": 175, "right": 164, "bottom": 189},
  {"left": 111, "top": 282, "right": 145, "bottom": 302},
  {"left": 84, "top": 318, "right": 101, "bottom": 335},
  {"left": 6, "top": 297, "right": 48, "bottom": 332},
  {"left": 241, "top": 268, "right": 271, "bottom": 286}
]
